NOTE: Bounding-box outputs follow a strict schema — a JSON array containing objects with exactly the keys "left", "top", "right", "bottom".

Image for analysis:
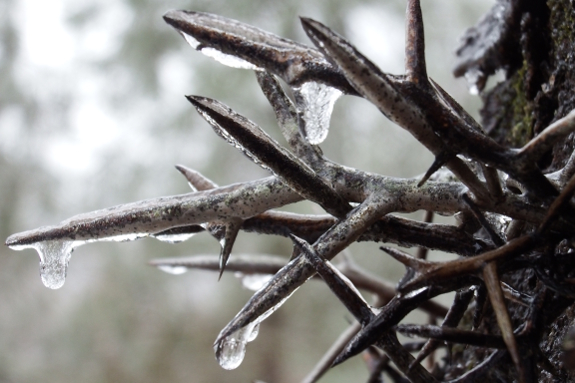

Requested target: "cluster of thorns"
[{"left": 8, "top": 0, "right": 575, "bottom": 382}]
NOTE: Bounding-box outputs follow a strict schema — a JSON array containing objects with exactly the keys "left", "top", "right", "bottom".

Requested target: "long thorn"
[{"left": 483, "top": 262, "right": 526, "bottom": 383}]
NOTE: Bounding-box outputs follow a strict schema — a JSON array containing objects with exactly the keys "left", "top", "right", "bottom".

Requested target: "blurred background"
[{"left": 1, "top": 0, "right": 494, "bottom": 382}]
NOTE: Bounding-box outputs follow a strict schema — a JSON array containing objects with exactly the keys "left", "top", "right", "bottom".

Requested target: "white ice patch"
[{"left": 294, "top": 82, "right": 342, "bottom": 144}]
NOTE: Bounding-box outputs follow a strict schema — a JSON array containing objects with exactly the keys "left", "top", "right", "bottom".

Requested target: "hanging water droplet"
[
  {"left": 157, "top": 265, "right": 189, "bottom": 275},
  {"left": 196, "top": 109, "right": 275, "bottom": 173},
  {"left": 214, "top": 285, "right": 295, "bottom": 369},
  {"left": 9, "top": 240, "right": 81, "bottom": 289},
  {"left": 214, "top": 317, "right": 265, "bottom": 370},
  {"left": 294, "top": 82, "right": 342, "bottom": 144}
]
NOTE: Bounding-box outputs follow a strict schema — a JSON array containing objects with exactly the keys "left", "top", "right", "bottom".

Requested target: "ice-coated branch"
[
  {"left": 162, "top": 10, "right": 357, "bottom": 94},
  {"left": 186, "top": 95, "right": 352, "bottom": 218}
]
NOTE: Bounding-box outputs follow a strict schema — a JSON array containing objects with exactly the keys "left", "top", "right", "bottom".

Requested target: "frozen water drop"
[
  {"left": 157, "top": 265, "right": 188, "bottom": 275},
  {"left": 9, "top": 240, "right": 81, "bottom": 289},
  {"left": 214, "top": 278, "right": 296, "bottom": 369},
  {"left": 215, "top": 335, "right": 247, "bottom": 370},
  {"left": 294, "top": 82, "right": 342, "bottom": 144},
  {"left": 215, "top": 318, "right": 263, "bottom": 370}
]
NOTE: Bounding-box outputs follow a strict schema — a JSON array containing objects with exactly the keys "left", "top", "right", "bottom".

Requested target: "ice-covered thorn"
[
  {"left": 429, "top": 78, "right": 485, "bottom": 133},
  {"left": 175, "top": 164, "right": 218, "bottom": 191},
  {"left": 6, "top": 176, "right": 300, "bottom": 246},
  {"left": 300, "top": 17, "right": 490, "bottom": 201},
  {"left": 417, "top": 155, "right": 449, "bottom": 187},
  {"left": 334, "top": 284, "right": 451, "bottom": 367},
  {"left": 405, "top": 0, "right": 428, "bottom": 84},
  {"left": 291, "top": 234, "right": 374, "bottom": 326},
  {"left": 255, "top": 72, "right": 301, "bottom": 146},
  {"left": 215, "top": 217, "right": 244, "bottom": 280},
  {"left": 149, "top": 254, "right": 287, "bottom": 275},
  {"left": 214, "top": 195, "right": 392, "bottom": 345},
  {"left": 163, "top": 10, "right": 356, "bottom": 93},
  {"left": 299, "top": 17, "right": 404, "bottom": 124},
  {"left": 255, "top": 72, "right": 320, "bottom": 163},
  {"left": 482, "top": 262, "right": 526, "bottom": 383},
  {"left": 186, "top": 95, "right": 351, "bottom": 218},
  {"left": 380, "top": 246, "right": 433, "bottom": 272}
]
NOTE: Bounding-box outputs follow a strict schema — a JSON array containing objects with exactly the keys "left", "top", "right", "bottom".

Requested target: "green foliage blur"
[{"left": 0, "top": 0, "right": 492, "bottom": 382}]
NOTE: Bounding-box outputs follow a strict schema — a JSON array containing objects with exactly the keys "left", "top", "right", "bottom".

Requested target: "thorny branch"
[{"left": 6, "top": 0, "right": 575, "bottom": 382}]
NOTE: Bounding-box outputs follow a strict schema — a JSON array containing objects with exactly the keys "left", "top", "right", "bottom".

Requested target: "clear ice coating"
[
  {"left": 157, "top": 265, "right": 189, "bottom": 275},
  {"left": 294, "top": 81, "right": 342, "bottom": 145},
  {"left": 214, "top": 303, "right": 276, "bottom": 370},
  {"left": 9, "top": 240, "right": 81, "bottom": 289},
  {"left": 196, "top": 109, "right": 275, "bottom": 174},
  {"left": 8, "top": 232, "right": 149, "bottom": 289},
  {"left": 181, "top": 32, "right": 261, "bottom": 70}
]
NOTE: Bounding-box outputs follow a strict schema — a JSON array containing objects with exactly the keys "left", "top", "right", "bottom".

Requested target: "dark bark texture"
[{"left": 454, "top": 0, "right": 575, "bottom": 381}]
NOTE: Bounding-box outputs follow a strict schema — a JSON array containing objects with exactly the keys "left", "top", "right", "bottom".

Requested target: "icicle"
[
  {"left": 293, "top": 81, "right": 342, "bottom": 144},
  {"left": 9, "top": 240, "right": 82, "bottom": 289},
  {"left": 214, "top": 297, "right": 284, "bottom": 370},
  {"left": 7, "top": 232, "right": 150, "bottom": 289},
  {"left": 180, "top": 32, "right": 262, "bottom": 71}
]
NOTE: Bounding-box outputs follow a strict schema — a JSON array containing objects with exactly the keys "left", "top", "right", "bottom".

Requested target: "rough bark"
[{"left": 453, "top": 0, "right": 575, "bottom": 381}]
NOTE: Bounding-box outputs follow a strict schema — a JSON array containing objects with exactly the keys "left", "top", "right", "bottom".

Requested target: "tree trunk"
[{"left": 451, "top": 0, "right": 575, "bottom": 381}]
